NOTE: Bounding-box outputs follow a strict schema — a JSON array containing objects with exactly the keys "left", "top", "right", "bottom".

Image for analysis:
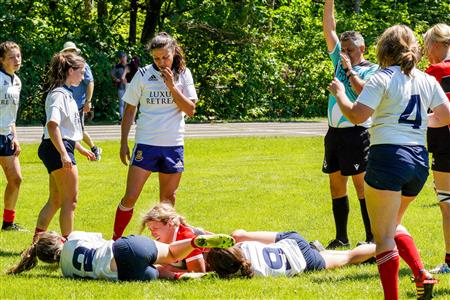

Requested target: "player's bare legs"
[{"left": 159, "top": 172, "right": 182, "bottom": 206}]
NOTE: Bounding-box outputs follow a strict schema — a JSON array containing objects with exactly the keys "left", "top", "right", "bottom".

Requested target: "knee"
[
  {"left": 8, "top": 174, "right": 22, "bottom": 188},
  {"left": 161, "top": 191, "right": 177, "bottom": 204},
  {"left": 395, "top": 224, "right": 409, "bottom": 236}
]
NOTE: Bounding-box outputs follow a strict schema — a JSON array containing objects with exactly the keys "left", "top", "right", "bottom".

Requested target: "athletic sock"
[
  {"left": 358, "top": 198, "right": 373, "bottom": 242},
  {"left": 332, "top": 196, "right": 349, "bottom": 243},
  {"left": 3, "top": 209, "right": 15, "bottom": 223},
  {"left": 376, "top": 249, "right": 399, "bottom": 300},
  {"left": 395, "top": 232, "right": 424, "bottom": 278},
  {"left": 445, "top": 253, "right": 450, "bottom": 267},
  {"left": 113, "top": 204, "right": 134, "bottom": 241}
]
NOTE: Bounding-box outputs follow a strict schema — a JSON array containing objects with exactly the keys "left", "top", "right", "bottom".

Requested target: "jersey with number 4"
[
  {"left": 356, "top": 66, "right": 448, "bottom": 146},
  {"left": 240, "top": 239, "right": 307, "bottom": 277},
  {"left": 60, "top": 231, "right": 117, "bottom": 280}
]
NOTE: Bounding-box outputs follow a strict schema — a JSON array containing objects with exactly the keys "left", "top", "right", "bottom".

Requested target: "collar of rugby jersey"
[{"left": 0, "top": 68, "right": 14, "bottom": 85}]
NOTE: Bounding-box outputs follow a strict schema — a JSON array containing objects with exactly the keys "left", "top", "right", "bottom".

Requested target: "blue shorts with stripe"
[
  {"left": 112, "top": 235, "right": 159, "bottom": 281},
  {"left": 364, "top": 144, "right": 429, "bottom": 197},
  {"left": 131, "top": 144, "right": 184, "bottom": 174},
  {"left": 276, "top": 231, "right": 326, "bottom": 271}
]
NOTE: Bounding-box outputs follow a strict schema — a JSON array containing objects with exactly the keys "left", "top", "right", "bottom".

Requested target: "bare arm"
[
  {"left": 323, "top": 0, "right": 339, "bottom": 52},
  {"left": 328, "top": 77, "right": 374, "bottom": 124},
  {"left": 429, "top": 102, "right": 450, "bottom": 127},
  {"left": 10, "top": 123, "right": 21, "bottom": 156},
  {"left": 83, "top": 81, "right": 94, "bottom": 113},
  {"left": 232, "top": 229, "right": 277, "bottom": 244},
  {"left": 120, "top": 104, "right": 137, "bottom": 165},
  {"left": 47, "top": 121, "right": 72, "bottom": 169},
  {"left": 160, "top": 67, "right": 196, "bottom": 117}
]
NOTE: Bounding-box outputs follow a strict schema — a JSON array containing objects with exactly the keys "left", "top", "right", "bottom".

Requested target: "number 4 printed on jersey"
[{"left": 398, "top": 94, "right": 422, "bottom": 129}]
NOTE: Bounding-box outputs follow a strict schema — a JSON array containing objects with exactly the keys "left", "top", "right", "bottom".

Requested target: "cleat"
[
  {"left": 1, "top": 223, "right": 28, "bottom": 232},
  {"left": 194, "top": 234, "right": 235, "bottom": 249},
  {"left": 178, "top": 272, "right": 217, "bottom": 280},
  {"left": 429, "top": 263, "right": 450, "bottom": 274},
  {"left": 310, "top": 240, "right": 326, "bottom": 252},
  {"left": 92, "top": 146, "right": 102, "bottom": 161},
  {"left": 326, "top": 239, "right": 350, "bottom": 249},
  {"left": 413, "top": 270, "right": 438, "bottom": 300}
]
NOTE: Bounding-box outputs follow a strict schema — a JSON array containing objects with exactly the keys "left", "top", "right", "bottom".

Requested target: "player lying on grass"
[
  {"left": 141, "top": 203, "right": 213, "bottom": 273},
  {"left": 206, "top": 229, "right": 375, "bottom": 278},
  {"left": 7, "top": 231, "right": 234, "bottom": 281}
]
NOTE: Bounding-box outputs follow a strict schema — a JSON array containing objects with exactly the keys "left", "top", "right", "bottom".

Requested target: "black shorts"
[
  {"left": 427, "top": 126, "right": 450, "bottom": 172},
  {"left": 112, "top": 235, "right": 159, "bottom": 281},
  {"left": 322, "top": 126, "right": 370, "bottom": 176},
  {"left": 276, "top": 231, "right": 326, "bottom": 271},
  {"left": 38, "top": 139, "right": 76, "bottom": 174},
  {"left": 0, "top": 133, "right": 15, "bottom": 156}
]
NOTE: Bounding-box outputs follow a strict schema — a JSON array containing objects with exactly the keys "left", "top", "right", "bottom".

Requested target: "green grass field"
[{"left": 0, "top": 137, "right": 448, "bottom": 299}]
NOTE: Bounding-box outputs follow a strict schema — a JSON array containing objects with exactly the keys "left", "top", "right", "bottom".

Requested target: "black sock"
[
  {"left": 332, "top": 196, "right": 349, "bottom": 243},
  {"left": 2, "top": 221, "right": 12, "bottom": 229},
  {"left": 359, "top": 198, "right": 373, "bottom": 242}
]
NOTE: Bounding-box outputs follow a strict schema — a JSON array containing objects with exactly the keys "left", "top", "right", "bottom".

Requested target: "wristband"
[{"left": 347, "top": 70, "right": 358, "bottom": 78}]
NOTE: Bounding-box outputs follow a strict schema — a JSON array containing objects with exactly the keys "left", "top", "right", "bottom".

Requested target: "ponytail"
[
  {"left": 206, "top": 247, "right": 254, "bottom": 278},
  {"left": 7, "top": 232, "right": 63, "bottom": 275},
  {"left": 47, "top": 52, "right": 85, "bottom": 90}
]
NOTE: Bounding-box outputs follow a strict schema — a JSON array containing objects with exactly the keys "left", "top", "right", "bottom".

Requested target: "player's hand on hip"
[{"left": 61, "top": 153, "right": 73, "bottom": 169}]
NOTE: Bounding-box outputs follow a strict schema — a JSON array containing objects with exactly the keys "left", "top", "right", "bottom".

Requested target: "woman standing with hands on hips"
[
  {"left": 112, "top": 32, "right": 197, "bottom": 240},
  {"left": 328, "top": 25, "right": 450, "bottom": 299},
  {"left": 34, "top": 52, "right": 95, "bottom": 241}
]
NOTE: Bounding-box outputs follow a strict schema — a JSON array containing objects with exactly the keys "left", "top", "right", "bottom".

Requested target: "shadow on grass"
[
  {"left": 0, "top": 249, "right": 22, "bottom": 257},
  {"left": 310, "top": 267, "right": 417, "bottom": 284}
]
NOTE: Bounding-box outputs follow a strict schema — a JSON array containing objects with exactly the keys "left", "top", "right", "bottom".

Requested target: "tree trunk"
[
  {"left": 97, "top": 0, "right": 108, "bottom": 20},
  {"left": 141, "top": 0, "right": 165, "bottom": 45},
  {"left": 354, "top": 0, "right": 361, "bottom": 14},
  {"left": 84, "top": 0, "right": 92, "bottom": 19},
  {"left": 129, "top": 0, "right": 138, "bottom": 45}
]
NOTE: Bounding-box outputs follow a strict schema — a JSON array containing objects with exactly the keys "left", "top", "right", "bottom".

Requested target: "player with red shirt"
[
  {"left": 141, "top": 203, "right": 212, "bottom": 273},
  {"left": 424, "top": 23, "right": 450, "bottom": 275}
]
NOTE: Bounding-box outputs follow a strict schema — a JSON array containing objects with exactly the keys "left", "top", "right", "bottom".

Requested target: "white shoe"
[{"left": 429, "top": 263, "right": 450, "bottom": 274}]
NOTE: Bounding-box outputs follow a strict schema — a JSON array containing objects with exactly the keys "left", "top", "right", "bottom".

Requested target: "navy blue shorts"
[
  {"left": 38, "top": 139, "right": 76, "bottom": 174},
  {"left": 427, "top": 126, "right": 450, "bottom": 172},
  {"left": 131, "top": 144, "right": 184, "bottom": 173},
  {"left": 0, "top": 134, "right": 15, "bottom": 156},
  {"left": 112, "top": 235, "right": 159, "bottom": 281},
  {"left": 276, "top": 231, "right": 326, "bottom": 271},
  {"left": 365, "top": 144, "right": 429, "bottom": 197},
  {"left": 322, "top": 126, "right": 370, "bottom": 176}
]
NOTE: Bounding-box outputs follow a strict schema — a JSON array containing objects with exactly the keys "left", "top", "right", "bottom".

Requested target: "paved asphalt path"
[{"left": 16, "top": 121, "right": 328, "bottom": 143}]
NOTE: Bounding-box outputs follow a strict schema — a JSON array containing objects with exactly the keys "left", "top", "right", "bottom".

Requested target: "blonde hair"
[
  {"left": 47, "top": 52, "right": 85, "bottom": 90},
  {"left": 376, "top": 25, "right": 421, "bottom": 76},
  {"left": 423, "top": 23, "right": 450, "bottom": 54},
  {"left": 140, "top": 203, "right": 187, "bottom": 233},
  {"left": 7, "top": 232, "right": 63, "bottom": 275}
]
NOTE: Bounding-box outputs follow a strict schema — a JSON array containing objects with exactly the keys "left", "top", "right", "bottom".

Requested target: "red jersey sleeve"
[{"left": 176, "top": 224, "right": 204, "bottom": 261}]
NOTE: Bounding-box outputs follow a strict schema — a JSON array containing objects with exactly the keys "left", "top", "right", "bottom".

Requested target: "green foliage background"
[{"left": 1, "top": 0, "right": 449, "bottom": 123}]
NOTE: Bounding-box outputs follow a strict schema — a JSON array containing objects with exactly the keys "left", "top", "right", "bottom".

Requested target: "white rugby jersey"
[
  {"left": 60, "top": 231, "right": 117, "bottom": 281},
  {"left": 240, "top": 239, "right": 307, "bottom": 277},
  {"left": 357, "top": 66, "right": 448, "bottom": 146},
  {"left": 0, "top": 69, "right": 21, "bottom": 135},
  {"left": 43, "top": 86, "right": 82, "bottom": 141},
  {"left": 123, "top": 65, "right": 198, "bottom": 146}
]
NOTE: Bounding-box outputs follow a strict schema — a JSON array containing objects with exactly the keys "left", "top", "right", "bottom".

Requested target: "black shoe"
[
  {"left": 413, "top": 270, "right": 438, "bottom": 300},
  {"left": 326, "top": 239, "right": 350, "bottom": 249},
  {"left": 1, "top": 223, "right": 28, "bottom": 232},
  {"left": 91, "top": 146, "right": 102, "bottom": 161},
  {"left": 356, "top": 240, "right": 374, "bottom": 247},
  {"left": 309, "top": 240, "right": 326, "bottom": 252}
]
